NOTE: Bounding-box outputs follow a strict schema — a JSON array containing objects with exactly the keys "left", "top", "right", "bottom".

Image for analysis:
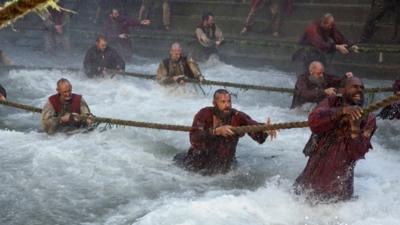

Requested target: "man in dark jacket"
[
  {"left": 291, "top": 61, "right": 353, "bottom": 109},
  {"left": 102, "top": 8, "right": 150, "bottom": 60},
  {"left": 83, "top": 35, "right": 125, "bottom": 78},
  {"left": 0, "top": 84, "right": 6, "bottom": 101}
]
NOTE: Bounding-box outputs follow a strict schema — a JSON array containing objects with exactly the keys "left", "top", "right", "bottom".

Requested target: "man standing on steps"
[
  {"left": 240, "top": 0, "right": 292, "bottom": 37},
  {"left": 291, "top": 61, "right": 353, "bottom": 109},
  {"left": 138, "top": 0, "right": 171, "bottom": 30},
  {"left": 83, "top": 35, "right": 125, "bottom": 78},
  {"left": 174, "top": 89, "right": 278, "bottom": 175},
  {"left": 156, "top": 42, "right": 204, "bottom": 85},
  {"left": 359, "top": 0, "right": 400, "bottom": 43},
  {"left": 42, "top": 1, "right": 71, "bottom": 55},
  {"left": 295, "top": 77, "right": 377, "bottom": 202},
  {"left": 41, "top": 78, "right": 94, "bottom": 134},
  {"left": 102, "top": 8, "right": 151, "bottom": 61},
  {"left": 292, "top": 13, "right": 359, "bottom": 71}
]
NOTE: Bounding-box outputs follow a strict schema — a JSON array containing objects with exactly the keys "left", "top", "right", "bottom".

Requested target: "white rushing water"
[{"left": 0, "top": 51, "right": 400, "bottom": 225}]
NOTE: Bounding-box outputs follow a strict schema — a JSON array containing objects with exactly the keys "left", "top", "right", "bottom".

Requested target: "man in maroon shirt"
[
  {"left": 295, "top": 77, "right": 377, "bottom": 202},
  {"left": 102, "top": 8, "right": 151, "bottom": 61},
  {"left": 292, "top": 13, "right": 359, "bottom": 70},
  {"left": 174, "top": 89, "right": 278, "bottom": 175},
  {"left": 291, "top": 61, "right": 353, "bottom": 109}
]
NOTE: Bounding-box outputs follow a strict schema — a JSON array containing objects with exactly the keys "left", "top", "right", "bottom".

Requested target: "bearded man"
[
  {"left": 295, "top": 77, "right": 377, "bottom": 202},
  {"left": 174, "top": 89, "right": 278, "bottom": 175},
  {"left": 291, "top": 61, "right": 353, "bottom": 109}
]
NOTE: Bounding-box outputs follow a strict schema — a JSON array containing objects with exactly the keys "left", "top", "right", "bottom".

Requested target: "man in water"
[
  {"left": 0, "top": 50, "right": 13, "bottom": 66},
  {"left": 291, "top": 61, "right": 353, "bottom": 109},
  {"left": 174, "top": 89, "right": 278, "bottom": 175},
  {"left": 83, "top": 35, "right": 125, "bottom": 78},
  {"left": 41, "top": 78, "right": 93, "bottom": 134},
  {"left": 295, "top": 77, "right": 377, "bottom": 202},
  {"left": 157, "top": 42, "right": 204, "bottom": 85},
  {"left": 378, "top": 79, "right": 400, "bottom": 119},
  {"left": 292, "top": 13, "right": 358, "bottom": 70},
  {"left": 0, "top": 84, "right": 6, "bottom": 101}
]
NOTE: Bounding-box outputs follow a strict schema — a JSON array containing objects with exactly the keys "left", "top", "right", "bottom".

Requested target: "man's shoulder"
[{"left": 197, "top": 107, "right": 213, "bottom": 114}]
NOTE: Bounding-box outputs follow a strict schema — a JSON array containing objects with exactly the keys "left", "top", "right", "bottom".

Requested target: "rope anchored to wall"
[{"left": 1, "top": 93, "right": 399, "bottom": 134}]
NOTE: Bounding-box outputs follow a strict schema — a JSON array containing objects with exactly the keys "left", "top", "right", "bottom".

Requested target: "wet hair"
[
  {"left": 170, "top": 42, "right": 182, "bottom": 51},
  {"left": 57, "top": 78, "right": 71, "bottom": 88},
  {"left": 213, "top": 89, "right": 230, "bottom": 99},
  {"left": 202, "top": 12, "right": 214, "bottom": 22},
  {"left": 322, "top": 13, "right": 334, "bottom": 22},
  {"left": 96, "top": 34, "right": 107, "bottom": 43},
  {"left": 393, "top": 80, "right": 400, "bottom": 92},
  {"left": 340, "top": 77, "right": 363, "bottom": 88},
  {"left": 309, "top": 61, "right": 324, "bottom": 71}
]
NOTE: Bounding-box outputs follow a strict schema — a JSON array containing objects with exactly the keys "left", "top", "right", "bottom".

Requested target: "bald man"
[
  {"left": 291, "top": 61, "right": 353, "bottom": 109},
  {"left": 292, "top": 13, "right": 358, "bottom": 70},
  {"left": 41, "top": 78, "right": 93, "bottom": 134},
  {"left": 295, "top": 77, "right": 376, "bottom": 202},
  {"left": 156, "top": 42, "right": 204, "bottom": 85}
]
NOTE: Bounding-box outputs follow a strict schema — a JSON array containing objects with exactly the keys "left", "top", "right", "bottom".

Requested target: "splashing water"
[{"left": 0, "top": 51, "right": 399, "bottom": 225}]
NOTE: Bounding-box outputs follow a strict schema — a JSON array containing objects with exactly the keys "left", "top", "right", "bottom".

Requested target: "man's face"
[
  {"left": 57, "top": 83, "right": 72, "bottom": 102},
  {"left": 170, "top": 47, "right": 182, "bottom": 61},
  {"left": 205, "top": 16, "right": 214, "bottom": 27},
  {"left": 213, "top": 93, "right": 232, "bottom": 114},
  {"left": 344, "top": 78, "right": 364, "bottom": 106},
  {"left": 96, "top": 39, "right": 107, "bottom": 51},
  {"left": 111, "top": 9, "right": 119, "bottom": 19},
  {"left": 309, "top": 65, "right": 325, "bottom": 80},
  {"left": 321, "top": 17, "right": 334, "bottom": 31}
]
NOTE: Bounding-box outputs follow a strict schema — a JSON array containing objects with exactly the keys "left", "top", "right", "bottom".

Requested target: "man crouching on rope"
[
  {"left": 174, "top": 89, "right": 278, "bottom": 175},
  {"left": 156, "top": 42, "right": 204, "bottom": 85},
  {"left": 41, "top": 78, "right": 94, "bottom": 134}
]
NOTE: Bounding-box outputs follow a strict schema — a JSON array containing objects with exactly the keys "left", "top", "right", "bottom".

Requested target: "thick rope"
[
  {"left": 231, "top": 93, "right": 400, "bottom": 135},
  {"left": 0, "top": 0, "right": 59, "bottom": 28},
  {"left": 1, "top": 93, "right": 400, "bottom": 133},
  {"left": 0, "top": 65, "right": 393, "bottom": 94}
]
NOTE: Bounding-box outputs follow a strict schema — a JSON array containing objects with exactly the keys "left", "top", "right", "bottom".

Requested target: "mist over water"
[{"left": 0, "top": 49, "right": 400, "bottom": 225}]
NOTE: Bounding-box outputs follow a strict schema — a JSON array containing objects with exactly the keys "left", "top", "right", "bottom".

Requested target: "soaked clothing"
[
  {"left": 139, "top": 0, "right": 170, "bottom": 27},
  {"left": 174, "top": 107, "right": 268, "bottom": 175},
  {"left": 244, "top": 0, "right": 291, "bottom": 33},
  {"left": 378, "top": 80, "right": 400, "bottom": 119},
  {"left": 41, "top": 94, "right": 91, "bottom": 134},
  {"left": 295, "top": 96, "right": 377, "bottom": 202},
  {"left": 0, "top": 84, "right": 6, "bottom": 98},
  {"left": 292, "top": 20, "right": 351, "bottom": 70},
  {"left": 360, "top": 0, "right": 400, "bottom": 42},
  {"left": 156, "top": 56, "right": 203, "bottom": 85},
  {"left": 102, "top": 16, "right": 142, "bottom": 60},
  {"left": 291, "top": 72, "right": 343, "bottom": 108},
  {"left": 83, "top": 45, "right": 125, "bottom": 78}
]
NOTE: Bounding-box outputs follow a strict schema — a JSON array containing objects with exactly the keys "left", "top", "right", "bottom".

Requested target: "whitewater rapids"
[{"left": 0, "top": 51, "right": 399, "bottom": 225}]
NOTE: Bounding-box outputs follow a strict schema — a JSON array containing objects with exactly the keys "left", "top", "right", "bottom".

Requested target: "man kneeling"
[
  {"left": 174, "top": 89, "right": 277, "bottom": 175},
  {"left": 41, "top": 78, "right": 93, "bottom": 134}
]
